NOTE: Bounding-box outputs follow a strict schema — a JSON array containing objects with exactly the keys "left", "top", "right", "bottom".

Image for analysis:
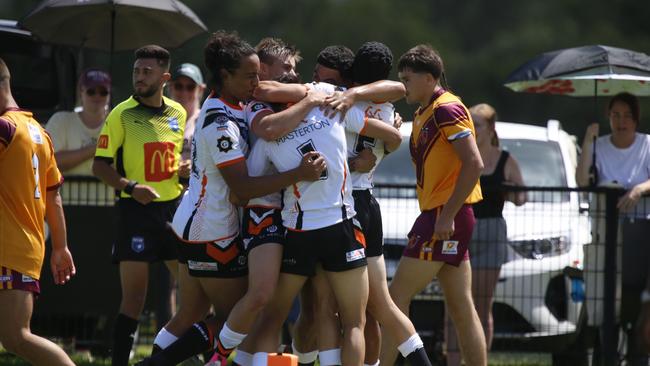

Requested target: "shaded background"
[{"left": 1, "top": 0, "right": 650, "bottom": 140}]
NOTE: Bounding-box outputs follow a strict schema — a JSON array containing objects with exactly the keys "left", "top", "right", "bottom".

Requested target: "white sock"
[
  {"left": 218, "top": 323, "right": 247, "bottom": 349},
  {"left": 252, "top": 352, "right": 268, "bottom": 366},
  {"left": 364, "top": 361, "right": 380, "bottom": 366},
  {"left": 153, "top": 327, "right": 178, "bottom": 349},
  {"left": 291, "top": 340, "right": 318, "bottom": 363},
  {"left": 234, "top": 350, "right": 253, "bottom": 366},
  {"left": 319, "top": 348, "right": 342, "bottom": 366},
  {"left": 397, "top": 333, "right": 424, "bottom": 357}
]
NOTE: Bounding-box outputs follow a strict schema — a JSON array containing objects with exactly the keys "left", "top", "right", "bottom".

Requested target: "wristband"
[
  {"left": 642, "top": 289, "right": 650, "bottom": 304},
  {"left": 123, "top": 180, "right": 138, "bottom": 195}
]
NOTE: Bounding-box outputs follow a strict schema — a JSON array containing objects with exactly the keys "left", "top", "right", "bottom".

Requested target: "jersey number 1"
[{"left": 297, "top": 139, "right": 328, "bottom": 180}]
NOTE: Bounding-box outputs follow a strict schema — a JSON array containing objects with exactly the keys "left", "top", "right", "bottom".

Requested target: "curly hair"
[
  {"left": 204, "top": 30, "right": 256, "bottom": 91},
  {"left": 317, "top": 45, "right": 355, "bottom": 81},
  {"left": 351, "top": 41, "right": 393, "bottom": 85},
  {"left": 135, "top": 45, "right": 170, "bottom": 70}
]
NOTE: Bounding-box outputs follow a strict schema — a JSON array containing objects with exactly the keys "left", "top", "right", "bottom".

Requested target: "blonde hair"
[{"left": 470, "top": 103, "right": 498, "bottom": 146}]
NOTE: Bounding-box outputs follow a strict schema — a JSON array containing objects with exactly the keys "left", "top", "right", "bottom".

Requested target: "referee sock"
[
  {"left": 148, "top": 321, "right": 213, "bottom": 365},
  {"left": 112, "top": 313, "right": 139, "bottom": 366},
  {"left": 319, "top": 348, "right": 342, "bottom": 366},
  {"left": 397, "top": 334, "right": 432, "bottom": 366}
]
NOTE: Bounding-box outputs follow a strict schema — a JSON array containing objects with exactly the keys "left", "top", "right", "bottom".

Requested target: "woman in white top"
[
  {"left": 46, "top": 68, "right": 111, "bottom": 176},
  {"left": 577, "top": 92, "right": 650, "bottom": 365}
]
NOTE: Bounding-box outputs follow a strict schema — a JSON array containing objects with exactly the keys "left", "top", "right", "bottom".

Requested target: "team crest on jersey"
[
  {"left": 217, "top": 136, "right": 233, "bottom": 153},
  {"left": 441, "top": 240, "right": 459, "bottom": 255},
  {"left": 131, "top": 236, "right": 145, "bottom": 253},
  {"left": 27, "top": 123, "right": 43, "bottom": 144},
  {"left": 251, "top": 102, "right": 267, "bottom": 112},
  {"left": 168, "top": 117, "right": 180, "bottom": 132}
]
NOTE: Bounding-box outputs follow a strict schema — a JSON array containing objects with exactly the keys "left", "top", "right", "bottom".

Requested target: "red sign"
[{"left": 144, "top": 142, "right": 176, "bottom": 182}]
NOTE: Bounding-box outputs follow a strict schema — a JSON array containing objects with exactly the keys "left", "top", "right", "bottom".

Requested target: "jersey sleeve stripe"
[
  {"left": 359, "top": 115, "right": 370, "bottom": 135},
  {"left": 447, "top": 129, "right": 472, "bottom": 141},
  {"left": 216, "top": 156, "right": 245, "bottom": 168}
]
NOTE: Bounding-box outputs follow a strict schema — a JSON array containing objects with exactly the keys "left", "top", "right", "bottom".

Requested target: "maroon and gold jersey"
[
  {"left": 0, "top": 108, "right": 63, "bottom": 279},
  {"left": 94, "top": 96, "right": 186, "bottom": 201},
  {"left": 410, "top": 89, "right": 482, "bottom": 211}
]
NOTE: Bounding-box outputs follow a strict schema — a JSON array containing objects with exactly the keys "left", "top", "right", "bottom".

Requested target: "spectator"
[
  {"left": 0, "top": 57, "right": 76, "bottom": 366},
  {"left": 577, "top": 92, "right": 650, "bottom": 365},
  {"left": 46, "top": 68, "right": 111, "bottom": 175}
]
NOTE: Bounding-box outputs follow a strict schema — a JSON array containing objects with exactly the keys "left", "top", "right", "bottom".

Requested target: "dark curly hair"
[
  {"left": 317, "top": 45, "right": 355, "bottom": 82},
  {"left": 351, "top": 41, "right": 393, "bottom": 85},
  {"left": 204, "top": 30, "right": 256, "bottom": 91},
  {"left": 135, "top": 45, "right": 170, "bottom": 70}
]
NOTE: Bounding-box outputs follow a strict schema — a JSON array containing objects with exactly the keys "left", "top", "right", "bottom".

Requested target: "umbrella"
[
  {"left": 19, "top": 0, "right": 207, "bottom": 52},
  {"left": 504, "top": 45, "right": 650, "bottom": 97}
]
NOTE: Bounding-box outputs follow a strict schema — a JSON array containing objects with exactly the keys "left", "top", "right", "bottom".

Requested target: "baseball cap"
[
  {"left": 172, "top": 63, "right": 204, "bottom": 85},
  {"left": 79, "top": 68, "right": 111, "bottom": 90}
]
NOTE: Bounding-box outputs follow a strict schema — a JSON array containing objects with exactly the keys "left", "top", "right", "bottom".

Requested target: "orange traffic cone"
[{"left": 267, "top": 352, "right": 298, "bottom": 366}]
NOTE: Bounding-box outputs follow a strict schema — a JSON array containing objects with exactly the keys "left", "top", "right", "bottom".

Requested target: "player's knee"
[
  {"left": 0, "top": 328, "right": 30, "bottom": 355},
  {"left": 245, "top": 286, "right": 275, "bottom": 312}
]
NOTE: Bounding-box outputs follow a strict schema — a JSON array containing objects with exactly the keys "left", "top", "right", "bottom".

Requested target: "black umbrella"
[
  {"left": 504, "top": 45, "right": 650, "bottom": 97},
  {"left": 19, "top": 0, "right": 207, "bottom": 52}
]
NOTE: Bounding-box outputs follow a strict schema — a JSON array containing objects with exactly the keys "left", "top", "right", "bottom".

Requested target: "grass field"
[{"left": 0, "top": 346, "right": 552, "bottom": 365}]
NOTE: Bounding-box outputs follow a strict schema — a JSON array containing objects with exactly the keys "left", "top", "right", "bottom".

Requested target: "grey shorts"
[{"left": 469, "top": 217, "right": 508, "bottom": 269}]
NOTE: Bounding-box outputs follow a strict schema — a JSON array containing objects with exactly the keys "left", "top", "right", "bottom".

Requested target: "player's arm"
[
  {"left": 253, "top": 81, "right": 309, "bottom": 104},
  {"left": 324, "top": 80, "right": 406, "bottom": 118},
  {"left": 252, "top": 90, "right": 327, "bottom": 141},
  {"left": 360, "top": 117, "right": 403, "bottom": 152},
  {"left": 45, "top": 188, "right": 76, "bottom": 285},
  {"left": 220, "top": 152, "right": 325, "bottom": 201}
]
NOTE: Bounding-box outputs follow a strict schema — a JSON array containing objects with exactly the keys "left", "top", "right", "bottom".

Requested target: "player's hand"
[
  {"left": 322, "top": 89, "right": 356, "bottom": 119},
  {"left": 585, "top": 123, "right": 599, "bottom": 141},
  {"left": 298, "top": 151, "right": 327, "bottom": 181},
  {"left": 617, "top": 185, "right": 642, "bottom": 212},
  {"left": 178, "top": 159, "right": 191, "bottom": 179},
  {"left": 394, "top": 112, "right": 403, "bottom": 130},
  {"left": 306, "top": 89, "right": 328, "bottom": 106},
  {"left": 433, "top": 213, "right": 455, "bottom": 241},
  {"left": 131, "top": 184, "right": 160, "bottom": 205},
  {"left": 50, "top": 247, "right": 76, "bottom": 285},
  {"left": 350, "top": 148, "right": 377, "bottom": 173}
]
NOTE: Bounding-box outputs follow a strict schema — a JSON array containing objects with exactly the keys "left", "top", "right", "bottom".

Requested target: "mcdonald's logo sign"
[{"left": 144, "top": 142, "right": 176, "bottom": 182}]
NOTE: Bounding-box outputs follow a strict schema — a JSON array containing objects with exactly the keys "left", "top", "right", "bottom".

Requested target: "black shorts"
[
  {"left": 112, "top": 198, "right": 181, "bottom": 263},
  {"left": 281, "top": 218, "right": 367, "bottom": 277},
  {"left": 242, "top": 206, "right": 285, "bottom": 252},
  {"left": 353, "top": 190, "right": 383, "bottom": 257},
  {"left": 178, "top": 236, "right": 248, "bottom": 278}
]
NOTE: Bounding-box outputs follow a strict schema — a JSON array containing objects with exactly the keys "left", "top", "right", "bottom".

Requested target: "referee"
[{"left": 92, "top": 45, "right": 186, "bottom": 366}]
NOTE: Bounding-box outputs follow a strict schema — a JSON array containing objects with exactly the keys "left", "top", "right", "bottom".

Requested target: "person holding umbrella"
[{"left": 576, "top": 92, "right": 650, "bottom": 365}]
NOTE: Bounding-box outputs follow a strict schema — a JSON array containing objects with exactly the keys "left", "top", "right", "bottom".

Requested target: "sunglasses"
[
  {"left": 173, "top": 82, "right": 197, "bottom": 92},
  {"left": 86, "top": 88, "right": 109, "bottom": 97}
]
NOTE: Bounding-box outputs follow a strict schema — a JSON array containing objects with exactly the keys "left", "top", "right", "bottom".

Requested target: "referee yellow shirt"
[{"left": 95, "top": 96, "right": 186, "bottom": 201}]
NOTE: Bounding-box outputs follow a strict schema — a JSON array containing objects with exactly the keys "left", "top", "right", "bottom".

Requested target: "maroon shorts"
[
  {"left": 0, "top": 266, "right": 41, "bottom": 295},
  {"left": 402, "top": 205, "right": 475, "bottom": 266}
]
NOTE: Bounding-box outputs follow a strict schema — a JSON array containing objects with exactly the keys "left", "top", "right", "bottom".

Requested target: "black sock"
[
  {"left": 148, "top": 321, "right": 213, "bottom": 365},
  {"left": 406, "top": 347, "right": 433, "bottom": 366},
  {"left": 111, "top": 313, "right": 139, "bottom": 366},
  {"left": 151, "top": 344, "right": 162, "bottom": 356}
]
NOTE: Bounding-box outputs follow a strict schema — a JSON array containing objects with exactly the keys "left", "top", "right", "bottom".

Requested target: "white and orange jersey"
[
  {"left": 345, "top": 101, "right": 395, "bottom": 189},
  {"left": 255, "top": 82, "right": 366, "bottom": 230},
  {"left": 243, "top": 100, "right": 282, "bottom": 209},
  {"left": 171, "top": 97, "right": 249, "bottom": 244}
]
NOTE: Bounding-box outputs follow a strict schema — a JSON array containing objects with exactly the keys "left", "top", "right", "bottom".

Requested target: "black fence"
[{"left": 31, "top": 178, "right": 649, "bottom": 365}]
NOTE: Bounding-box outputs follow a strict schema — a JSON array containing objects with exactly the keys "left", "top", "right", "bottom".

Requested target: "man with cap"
[
  {"left": 168, "top": 63, "right": 206, "bottom": 179},
  {"left": 46, "top": 68, "right": 112, "bottom": 176}
]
